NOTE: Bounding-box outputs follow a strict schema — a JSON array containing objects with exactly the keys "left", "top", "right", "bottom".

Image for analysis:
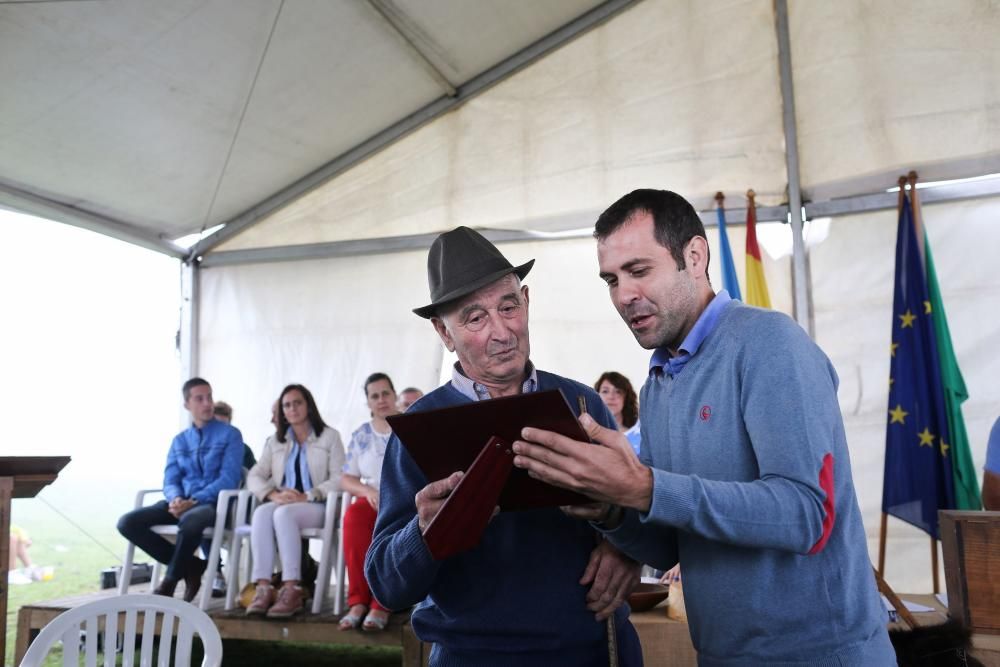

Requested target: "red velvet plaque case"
[{"left": 386, "top": 389, "right": 593, "bottom": 560}]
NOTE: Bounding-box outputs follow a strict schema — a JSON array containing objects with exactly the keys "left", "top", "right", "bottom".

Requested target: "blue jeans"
[{"left": 117, "top": 500, "right": 215, "bottom": 580}]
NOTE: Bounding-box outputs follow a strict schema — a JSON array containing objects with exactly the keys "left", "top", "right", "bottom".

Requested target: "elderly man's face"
[{"left": 432, "top": 274, "right": 530, "bottom": 388}]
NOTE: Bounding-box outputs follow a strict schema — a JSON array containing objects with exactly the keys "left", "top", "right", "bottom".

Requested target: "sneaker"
[
  {"left": 211, "top": 572, "right": 226, "bottom": 598},
  {"left": 266, "top": 584, "right": 305, "bottom": 618},
  {"left": 245, "top": 584, "right": 276, "bottom": 616}
]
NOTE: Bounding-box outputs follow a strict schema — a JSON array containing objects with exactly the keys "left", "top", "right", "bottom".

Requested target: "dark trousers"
[{"left": 117, "top": 500, "right": 215, "bottom": 580}]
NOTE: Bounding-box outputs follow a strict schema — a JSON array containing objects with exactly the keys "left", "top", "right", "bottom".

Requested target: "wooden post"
[
  {"left": 0, "top": 476, "right": 13, "bottom": 665},
  {"left": 931, "top": 537, "right": 939, "bottom": 594},
  {"left": 878, "top": 512, "right": 888, "bottom": 576}
]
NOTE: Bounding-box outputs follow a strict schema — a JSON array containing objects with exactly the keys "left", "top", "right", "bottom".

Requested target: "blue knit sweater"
[
  {"left": 366, "top": 371, "right": 638, "bottom": 666},
  {"left": 604, "top": 301, "right": 895, "bottom": 666}
]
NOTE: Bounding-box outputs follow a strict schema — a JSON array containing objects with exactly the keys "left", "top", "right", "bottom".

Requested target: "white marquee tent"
[{"left": 3, "top": 0, "right": 999, "bottom": 593}]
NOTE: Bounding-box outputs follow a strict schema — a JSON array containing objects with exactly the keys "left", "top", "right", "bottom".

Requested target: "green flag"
[{"left": 924, "top": 234, "right": 982, "bottom": 510}]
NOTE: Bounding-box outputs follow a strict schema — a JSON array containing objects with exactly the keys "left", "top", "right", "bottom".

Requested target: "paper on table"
[
  {"left": 880, "top": 594, "right": 936, "bottom": 613},
  {"left": 936, "top": 592, "right": 948, "bottom": 607}
]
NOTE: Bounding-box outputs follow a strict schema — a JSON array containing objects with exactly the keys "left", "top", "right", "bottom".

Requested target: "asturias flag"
[
  {"left": 716, "top": 198, "right": 742, "bottom": 301},
  {"left": 882, "top": 194, "right": 956, "bottom": 538},
  {"left": 744, "top": 191, "right": 771, "bottom": 308}
]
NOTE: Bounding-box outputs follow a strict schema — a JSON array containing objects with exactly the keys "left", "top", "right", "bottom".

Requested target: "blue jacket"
[{"left": 163, "top": 419, "right": 244, "bottom": 505}]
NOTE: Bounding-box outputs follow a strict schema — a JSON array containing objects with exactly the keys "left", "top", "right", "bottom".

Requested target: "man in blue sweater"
[
  {"left": 366, "top": 227, "right": 643, "bottom": 666},
  {"left": 513, "top": 190, "right": 895, "bottom": 665},
  {"left": 117, "top": 377, "right": 244, "bottom": 602}
]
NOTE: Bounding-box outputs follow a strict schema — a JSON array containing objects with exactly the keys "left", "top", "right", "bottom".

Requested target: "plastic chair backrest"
[{"left": 19, "top": 594, "right": 223, "bottom": 667}]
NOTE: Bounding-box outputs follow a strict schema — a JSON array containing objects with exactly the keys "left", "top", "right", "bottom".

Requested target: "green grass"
[{"left": 6, "top": 497, "right": 401, "bottom": 666}]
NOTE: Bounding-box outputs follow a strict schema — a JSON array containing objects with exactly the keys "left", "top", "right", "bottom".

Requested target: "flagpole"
[
  {"left": 908, "top": 170, "right": 941, "bottom": 593},
  {"left": 879, "top": 176, "right": 907, "bottom": 580},
  {"left": 909, "top": 171, "right": 925, "bottom": 265},
  {"left": 877, "top": 512, "right": 887, "bottom": 576}
]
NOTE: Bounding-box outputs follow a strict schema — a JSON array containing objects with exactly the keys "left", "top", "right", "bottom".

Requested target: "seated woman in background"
[
  {"left": 245, "top": 383, "right": 345, "bottom": 618},
  {"left": 338, "top": 372, "right": 400, "bottom": 632},
  {"left": 594, "top": 371, "right": 641, "bottom": 455}
]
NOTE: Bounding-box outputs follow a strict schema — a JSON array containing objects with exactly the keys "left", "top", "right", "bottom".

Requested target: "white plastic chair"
[
  {"left": 19, "top": 593, "right": 222, "bottom": 667},
  {"left": 118, "top": 488, "right": 243, "bottom": 611},
  {"left": 224, "top": 490, "right": 348, "bottom": 615}
]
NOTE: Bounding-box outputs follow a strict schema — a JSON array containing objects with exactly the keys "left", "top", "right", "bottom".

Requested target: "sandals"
[
  {"left": 362, "top": 610, "right": 389, "bottom": 632},
  {"left": 338, "top": 606, "right": 366, "bottom": 631}
]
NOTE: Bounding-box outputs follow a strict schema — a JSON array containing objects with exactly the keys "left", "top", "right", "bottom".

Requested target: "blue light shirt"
[
  {"left": 450, "top": 360, "right": 538, "bottom": 402},
  {"left": 282, "top": 428, "right": 314, "bottom": 493},
  {"left": 649, "top": 290, "right": 732, "bottom": 377}
]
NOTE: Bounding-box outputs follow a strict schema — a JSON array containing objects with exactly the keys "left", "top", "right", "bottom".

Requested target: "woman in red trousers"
[{"left": 338, "top": 372, "right": 399, "bottom": 632}]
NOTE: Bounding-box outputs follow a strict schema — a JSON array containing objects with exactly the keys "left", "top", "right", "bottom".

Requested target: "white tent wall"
[
  {"left": 809, "top": 195, "right": 1000, "bottom": 593},
  {"left": 789, "top": 0, "right": 1000, "bottom": 202},
  {"left": 216, "top": 0, "right": 788, "bottom": 251},
  {"left": 198, "top": 250, "right": 443, "bottom": 449}
]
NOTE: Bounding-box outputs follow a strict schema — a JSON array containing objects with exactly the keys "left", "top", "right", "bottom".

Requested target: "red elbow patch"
[{"left": 808, "top": 453, "right": 835, "bottom": 555}]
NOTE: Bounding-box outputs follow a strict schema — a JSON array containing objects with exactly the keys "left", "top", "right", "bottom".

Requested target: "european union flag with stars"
[{"left": 882, "top": 194, "right": 955, "bottom": 539}]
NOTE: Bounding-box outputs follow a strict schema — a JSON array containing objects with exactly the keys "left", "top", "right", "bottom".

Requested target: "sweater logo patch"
[{"left": 699, "top": 405, "right": 712, "bottom": 421}]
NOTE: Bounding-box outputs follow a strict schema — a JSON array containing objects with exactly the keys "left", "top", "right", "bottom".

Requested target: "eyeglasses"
[{"left": 457, "top": 301, "right": 524, "bottom": 332}]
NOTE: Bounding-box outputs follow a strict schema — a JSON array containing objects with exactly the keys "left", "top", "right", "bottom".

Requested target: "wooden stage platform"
[
  {"left": 13, "top": 584, "right": 698, "bottom": 666},
  {"left": 14, "top": 584, "right": 700, "bottom": 666},
  {"left": 32, "top": 588, "right": 999, "bottom": 665}
]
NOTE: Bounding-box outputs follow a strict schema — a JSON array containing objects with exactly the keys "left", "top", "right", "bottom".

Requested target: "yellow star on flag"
[
  {"left": 917, "top": 428, "right": 935, "bottom": 447},
  {"left": 889, "top": 377, "right": 894, "bottom": 388},
  {"left": 939, "top": 439, "right": 950, "bottom": 457},
  {"left": 899, "top": 310, "right": 916, "bottom": 328},
  {"left": 890, "top": 342, "right": 899, "bottom": 357},
  {"left": 889, "top": 405, "right": 908, "bottom": 424},
  {"left": 924, "top": 300, "right": 932, "bottom": 314}
]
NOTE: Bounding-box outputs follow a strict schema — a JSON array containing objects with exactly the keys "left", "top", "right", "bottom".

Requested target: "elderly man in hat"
[{"left": 365, "top": 227, "right": 642, "bottom": 666}]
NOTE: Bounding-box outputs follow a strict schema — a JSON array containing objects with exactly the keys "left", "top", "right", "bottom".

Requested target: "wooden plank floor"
[{"left": 14, "top": 584, "right": 426, "bottom": 666}]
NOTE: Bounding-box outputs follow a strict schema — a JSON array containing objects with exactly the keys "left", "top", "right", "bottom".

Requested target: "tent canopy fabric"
[{"left": 0, "top": 0, "right": 615, "bottom": 244}]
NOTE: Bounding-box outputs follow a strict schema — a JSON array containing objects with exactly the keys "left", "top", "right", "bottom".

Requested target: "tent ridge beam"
[
  {"left": 366, "top": 0, "right": 457, "bottom": 97},
  {"left": 198, "top": 176, "right": 1000, "bottom": 268},
  {"left": 186, "top": 0, "right": 641, "bottom": 260},
  {"left": 0, "top": 179, "right": 187, "bottom": 258},
  {"left": 198, "top": 204, "right": 791, "bottom": 268},
  {"left": 804, "top": 177, "right": 1000, "bottom": 218}
]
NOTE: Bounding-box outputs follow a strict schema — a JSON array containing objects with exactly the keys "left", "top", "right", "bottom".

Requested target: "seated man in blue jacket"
[
  {"left": 366, "top": 227, "right": 642, "bottom": 666},
  {"left": 118, "top": 377, "right": 244, "bottom": 602}
]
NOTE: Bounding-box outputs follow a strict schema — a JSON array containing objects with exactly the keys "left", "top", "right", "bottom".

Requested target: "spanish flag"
[{"left": 744, "top": 189, "right": 771, "bottom": 308}]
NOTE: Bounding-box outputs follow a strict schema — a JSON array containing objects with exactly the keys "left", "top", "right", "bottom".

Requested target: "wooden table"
[{"left": 0, "top": 456, "right": 70, "bottom": 664}]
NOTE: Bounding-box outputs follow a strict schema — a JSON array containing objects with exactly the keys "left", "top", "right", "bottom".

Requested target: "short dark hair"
[
  {"left": 182, "top": 377, "right": 210, "bottom": 401},
  {"left": 213, "top": 401, "right": 233, "bottom": 419},
  {"left": 594, "top": 189, "right": 710, "bottom": 273},
  {"left": 364, "top": 373, "right": 395, "bottom": 395},
  {"left": 399, "top": 387, "right": 422, "bottom": 395},
  {"left": 276, "top": 384, "right": 327, "bottom": 443},
  {"left": 594, "top": 371, "right": 639, "bottom": 429}
]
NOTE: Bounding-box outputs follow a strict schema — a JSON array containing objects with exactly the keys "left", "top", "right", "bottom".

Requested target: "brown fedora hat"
[{"left": 413, "top": 226, "right": 534, "bottom": 319}]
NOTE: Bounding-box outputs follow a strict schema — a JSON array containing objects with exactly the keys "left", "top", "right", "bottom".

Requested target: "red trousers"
[{"left": 343, "top": 497, "right": 386, "bottom": 611}]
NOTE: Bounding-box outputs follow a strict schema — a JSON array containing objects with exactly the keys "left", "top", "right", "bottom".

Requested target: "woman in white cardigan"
[{"left": 245, "top": 383, "right": 345, "bottom": 617}]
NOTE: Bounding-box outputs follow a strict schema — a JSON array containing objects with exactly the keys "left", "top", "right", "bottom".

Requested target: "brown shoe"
[
  {"left": 153, "top": 577, "right": 178, "bottom": 597},
  {"left": 245, "top": 584, "right": 277, "bottom": 616},
  {"left": 266, "top": 584, "right": 305, "bottom": 618},
  {"left": 182, "top": 558, "right": 207, "bottom": 603}
]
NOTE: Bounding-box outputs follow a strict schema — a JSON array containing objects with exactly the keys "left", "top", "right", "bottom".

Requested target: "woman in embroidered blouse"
[
  {"left": 338, "top": 372, "right": 400, "bottom": 632},
  {"left": 245, "top": 384, "right": 345, "bottom": 618}
]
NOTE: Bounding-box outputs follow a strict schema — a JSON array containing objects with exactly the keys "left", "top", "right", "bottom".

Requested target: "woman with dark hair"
[
  {"left": 245, "top": 384, "right": 345, "bottom": 617},
  {"left": 594, "top": 371, "right": 642, "bottom": 454},
  {"left": 338, "top": 372, "right": 399, "bottom": 632}
]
